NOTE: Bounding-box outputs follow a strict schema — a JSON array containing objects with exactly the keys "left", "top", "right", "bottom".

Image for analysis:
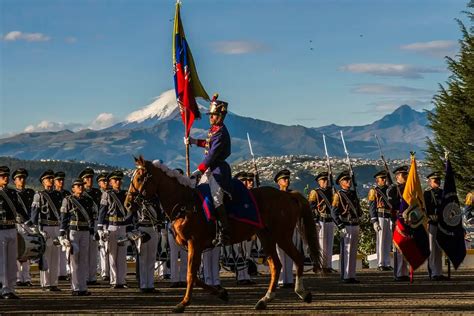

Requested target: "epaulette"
[
  {"left": 368, "top": 188, "right": 376, "bottom": 201},
  {"left": 308, "top": 189, "right": 317, "bottom": 202},
  {"left": 466, "top": 192, "right": 473, "bottom": 206},
  {"left": 332, "top": 192, "right": 340, "bottom": 207}
]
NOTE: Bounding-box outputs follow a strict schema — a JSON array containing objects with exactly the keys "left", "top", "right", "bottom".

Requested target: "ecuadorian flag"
[
  {"left": 173, "top": 1, "right": 209, "bottom": 137},
  {"left": 393, "top": 153, "right": 430, "bottom": 270}
]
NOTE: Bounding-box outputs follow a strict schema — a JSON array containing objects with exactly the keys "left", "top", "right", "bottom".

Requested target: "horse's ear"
[
  {"left": 133, "top": 155, "right": 138, "bottom": 163},
  {"left": 138, "top": 155, "right": 145, "bottom": 166}
]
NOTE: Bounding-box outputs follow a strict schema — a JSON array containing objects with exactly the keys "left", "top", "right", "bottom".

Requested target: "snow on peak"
[{"left": 125, "top": 90, "right": 179, "bottom": 123}]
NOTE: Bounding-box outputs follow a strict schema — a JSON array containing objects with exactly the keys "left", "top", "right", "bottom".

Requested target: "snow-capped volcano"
[{"left": 125, "top": 90, "right": 180, "bottom": 124}]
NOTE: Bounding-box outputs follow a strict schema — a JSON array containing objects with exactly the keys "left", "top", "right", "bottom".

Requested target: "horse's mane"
[{"left": 150, "top": 159, "right": 195, "bottom": 189}]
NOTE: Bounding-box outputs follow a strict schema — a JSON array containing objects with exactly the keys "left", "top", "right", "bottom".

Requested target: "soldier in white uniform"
[
  {"left": 54, "top": 171, "right": 71, "bottom": 281},
  {"left": 59, "top": 178, "right": 96, "bottom": 296},
  {"left": 0, "top": 166, "right": 29, "bottom": 299},
  {"left": 202, "top": 247, "right": 221, "bottom": 287},
  {"left": 368, "top": 170, "right": 393, "bottom": 271},
  {"left": 12, "top": 168, "right": 35, "bottom": 287},
  {"left": 96, "top": 172, "right": 110, "bottom": 281},
  {"left": 331, "top": 171, "right": 362, "bottom": 284},
  {"left": 274, "top": 169, "right": 296, "bottom": 288},
  {"left": 31, "top": 169, "right": 64, "bottom": 291},
  {"left": 97, "top": 171, "right": 129, "bottom": 288},
  {"left": 308, "top": 171, "right": 336, "bottom": 273}
]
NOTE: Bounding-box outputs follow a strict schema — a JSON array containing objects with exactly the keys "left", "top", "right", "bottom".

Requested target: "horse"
[{"left": 125, "top": 156, "right": 322, "bottom": 313}]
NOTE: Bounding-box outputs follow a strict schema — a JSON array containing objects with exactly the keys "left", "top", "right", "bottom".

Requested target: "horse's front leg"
[{"left": 173, "top": 241, "right": 201, "bottom": 313}]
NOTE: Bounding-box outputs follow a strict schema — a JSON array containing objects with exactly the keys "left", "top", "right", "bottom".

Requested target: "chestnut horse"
[{"left": 125, "top": 156, "right": 322, "bottom": 313}]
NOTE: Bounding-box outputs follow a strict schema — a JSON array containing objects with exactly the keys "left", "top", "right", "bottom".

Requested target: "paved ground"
[{"left": 2, "top": 269, "right": 474, "bottom": 314}]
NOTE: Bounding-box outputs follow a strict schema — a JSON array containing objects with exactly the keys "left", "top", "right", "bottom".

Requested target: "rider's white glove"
[
  {"left": 373, "top": 222, "right": 382, "bottom": 232},
  {"left": 183, "top": 137, "right": 198, "bottom": 146}
]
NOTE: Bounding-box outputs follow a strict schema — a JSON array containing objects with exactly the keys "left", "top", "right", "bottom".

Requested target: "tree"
[{"left": 426, "top": 1, "right": 474, "bottom": 196}]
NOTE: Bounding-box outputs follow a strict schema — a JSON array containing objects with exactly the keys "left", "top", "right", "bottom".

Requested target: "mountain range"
[{"left": 0, "top": 90, "right": 432, "bottom": 168}]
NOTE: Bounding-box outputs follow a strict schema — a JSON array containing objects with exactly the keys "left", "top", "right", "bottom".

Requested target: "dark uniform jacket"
[
  {"left": 0, "top": 187, "right": 28, "bottom": 229},
  {"left": 331, "top": 189, "right": 362, "bottom": 229},
  {"left": 387, "top": 183, "right": 406, "bottom": 219},
  {"left": 196, "top": 124, "right": 232, "bottom": 193},
  {"left": 83, "top": 187, "right": 102, "bottom": 221},
  {"left": 56, "top": 189, "right": 71, "bottom": 199},
  {"left": 16, "top": 187, "right": 35, "bottom": 219},
  {"left": 308, "top": 187, "right": 334, "bottom": 222},
  {"left": 424, "top": 187, "right": 442, "bottom": 224},
  {"left": 98, "top": 189, "right": 128, "bottom": 228},
  {"left": 368, "top": 185, "right": 392, "bottom": 223},
  {"left": 60, "top": 194, "right": 96, "bottom": 235},
  {"left": 31, "top": 189, "right": 63, "bottom": 227}
]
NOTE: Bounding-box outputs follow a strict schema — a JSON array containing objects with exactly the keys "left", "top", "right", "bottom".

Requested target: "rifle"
[
  {"left": 374, "top": 134, "right": 393, "bottom": 186},
  {"left": 322, "top": 134, "right": 335, "bottom": 191},
  {"left": 246, "top": 132, "right": 261, "bottom": 187},
  {"left": 340, "top": 131, "right": 357, "bottom": 192}
]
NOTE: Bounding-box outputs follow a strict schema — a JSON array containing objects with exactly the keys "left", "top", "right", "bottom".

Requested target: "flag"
[
  {"left": 393, "top": 153, "right": 430, "bottom": 270},
  {"left": 173, "top": 1, "right": 209, "bottom": 137},
  {"left": 436, "top": 157, "right": 466, "bottom": 269}
]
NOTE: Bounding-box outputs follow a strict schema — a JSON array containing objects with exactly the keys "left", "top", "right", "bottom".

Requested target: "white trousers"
[
  {"left": 107, "top": 225, "right": 127, "bottom": 286},
  {"left": 235, "top": 241, "right": 252, "bottom": 281},
  {"left": 17, "top": 260, "right": 31, "bottom": 283},
  {"left": 99, "top": 240, "right": 109, "bottom": 278},
  {"left": 318, "top": 221, "right": 335, "bottom": 269},
  {"left": 428, "top": 224, "right": 443, "bottom": 277},
  {"left": 341, "top": 225, "right": 359, "bottom": 279},
  {"left": 0, "top": 228, "right": 17, "bottom": 295},
  {"left": 168, "top": 230, "right": 187, "bottom": 283},
  {"left": 376, "top": 218, "right": 393, "bottom": 267},
  {"left": 199, "top": 170, "right": 224, "bottom": 207},
  {"left": 59, "top": 244, "right": 69, "bottom": 276},
  {"left": 40, "top": 226, "right": 60, "bottom": 287},
  {"left": 88, "top": 238, "right": 98, "bottom": 282},
  {"left": 277, "top": 229, "right": 298, "bottom": 284},
  {"left": 138, "top": 226, "right": 158, "bottom": 289},
  {"left": 157, "top": 228, "right": 170, "bottom": 277},
  {"left": 202, "top": 247, "right": 221, "bottom": 286},
  {"left": 395, "top": 249, "right": 408, "bottom": 277},
  {"left": 70, "top": 230, "right": 90, "bottom": 292}
]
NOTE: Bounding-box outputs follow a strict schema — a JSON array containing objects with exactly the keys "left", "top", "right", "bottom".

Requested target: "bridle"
[{"left": 128, "top": 165, "right": 152, "bottom": 206}]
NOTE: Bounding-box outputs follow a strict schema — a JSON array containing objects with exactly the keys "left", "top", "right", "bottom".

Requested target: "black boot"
[{"left": 212, "top": 205, "right": 231, "bottom": 247}]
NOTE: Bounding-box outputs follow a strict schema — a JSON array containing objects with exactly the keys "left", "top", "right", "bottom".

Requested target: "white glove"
[
  {"left": 58, "top": 236, "right": 71, "bottom": 248},
  {"left": 98, "top": 230, "right": 109, "bottom": 242},
  {"left": 190, "top": 169, "right": 202, "bottom": 179},
  {"left": 40, "top": 230, "right": 50, "bottom": 240},
  {"left": 373, "top": 222, "right": 382, "bottom": 232},
  {"left": 315, "top": 222, "right": 321, "bottom": 230},
  {"left": 184, "top": 137, "right": 197, "bottom": 146},
  {"left": 340, "top": 227, "right": 347, "bottom": 237}
]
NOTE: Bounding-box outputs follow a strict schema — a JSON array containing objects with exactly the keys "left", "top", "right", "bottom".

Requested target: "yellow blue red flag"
[{"left": 173, "top": 1, "right": 209, "bottom": 137}]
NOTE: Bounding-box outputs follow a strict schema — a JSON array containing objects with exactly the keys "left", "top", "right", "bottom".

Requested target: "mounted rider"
[{"left": 185, "top": 94, "right": 231, "bottom": 247}]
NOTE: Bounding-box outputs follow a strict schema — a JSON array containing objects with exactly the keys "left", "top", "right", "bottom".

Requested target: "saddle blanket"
[{"left": 196, "top": 179, "right": 263, "bottom": 228}]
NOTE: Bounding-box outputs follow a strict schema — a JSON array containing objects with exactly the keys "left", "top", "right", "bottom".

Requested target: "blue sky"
[{"left": 0, "top": 0, "right": 468, "bottom": 135}]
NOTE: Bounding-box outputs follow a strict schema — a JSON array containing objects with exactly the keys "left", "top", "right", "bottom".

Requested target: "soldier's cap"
[
  {"left": 79, "top": 167, "right": 94, "bottom": 179},
  {"left": 39, "top": 169, "right": 55, "bottom": 183},
  {"left": 336, "top": 170, "right": 351, "bottom": 183},
  {"left": 234, "top": 171, "right": 247, "bottom": 181},
  {"left": 0, "top": 166, "right": 10, "bottom": 177},
  {"left": 373, "top": 170, "right": 388, "bottom": 179},
  {"left": 54, "top": 171, "right": 66, "bottom": 180},
  {"left": 12, "top": 168, "right": 28, "bottom": 179},
  {"left": 108, "top": 170, "right": 124, "bottom": 181},
  {"left": 72, "top": 178, "right": 85, "bottom": 187},
  {"left": 427, "top": 172, "right": 442, "bottom": 180},
  {"left": 274, "top": 169, "right": 291, "bottom": 183},
  {"left": 315, "top": 171, "right": 329, "bottom": 181},
  {"left": 174, "top": 168, "right": 184, "bottom": 175},
  {"left": 246, "top": 172, "right": 255, "bottom": 181},
  {"left": 393, "top": 165, "right": 409, "bottom": 175},
  {"left": 206, "top": 93, "right": 228, "bottom": 116},
  {"left": 96, "top": 172, "right": 109, "bottom": 182}
]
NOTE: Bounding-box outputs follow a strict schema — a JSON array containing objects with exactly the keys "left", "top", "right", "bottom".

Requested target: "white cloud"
[
  {"left": 65, "top": 36, "right": 77, "bottom": 44},
  {"left": 369, "top": 99, "right": 433, "bottom": 113},
  {"left": 24, "top": 121, "right": 84, "bottom": 133},
  {"left": 400, "top": 40, "right": 457, "bottom": 58},
  {"left": 211, "top": 41, "right": 268, "bottom": 55},
  {"left": 339, "top": 63, "right": 444, "bottom": 79},
  {"left": 352, "top": 84, "right": 434, "bottom": 96},
  {"left": 89, "top": 113, "right": 117, "bottom": 129},
  {"left": 3, "top": 31, "right": 51, "bottom": 42}
]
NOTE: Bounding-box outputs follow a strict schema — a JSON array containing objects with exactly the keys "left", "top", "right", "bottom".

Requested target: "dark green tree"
[{"left": 426, "top": 1, "right": 474, "bottom": 195}]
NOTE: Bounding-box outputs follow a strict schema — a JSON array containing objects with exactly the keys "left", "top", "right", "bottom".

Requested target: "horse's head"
[{"left": 124, "top": 155, "right": 157, "bottom": 212}]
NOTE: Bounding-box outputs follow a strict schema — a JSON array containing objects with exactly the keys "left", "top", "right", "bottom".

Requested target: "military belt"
[
  {"left": 108, "top": 216, "right": 124, "bottom": 223},
  {"left": 377, "top": 209, "right": 392, "bottom": 218},
  {"left": 70, "top": 225, "right": 90, "bottom": 232},
  {"left": 0, "top": 220, "right": 16, "bottom": 225},
  {"left": 40, "top": 220, "right": 59, "bottom": 226},
  {"left": 319, "top": 218, "right": 333, "bottom": 223},
  {"left": 70, "top": 220, "right": 89, "bottom": 227}
]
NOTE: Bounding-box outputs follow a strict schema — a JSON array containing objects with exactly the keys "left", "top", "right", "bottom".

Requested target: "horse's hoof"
[
  {"left": 303, "top": 291, "right": 312, "bottom": 303},
  {"left": 217, "top": 288, "right": 229, "bottom": 302},
  {"left": 172, "top": 303, "right": 186, "bottom": 313},
  {"left": 255, "top": 300, "right": 267, "bottom": 310}
]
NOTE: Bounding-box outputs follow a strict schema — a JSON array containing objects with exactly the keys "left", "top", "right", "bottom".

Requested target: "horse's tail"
[{"left": 292, "top": 192, "right": 323, "bottom": 273}]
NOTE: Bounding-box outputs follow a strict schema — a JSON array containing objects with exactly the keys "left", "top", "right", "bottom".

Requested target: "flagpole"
[{"left": 184, "top": 107, "right": 190, "bottom": 176}]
